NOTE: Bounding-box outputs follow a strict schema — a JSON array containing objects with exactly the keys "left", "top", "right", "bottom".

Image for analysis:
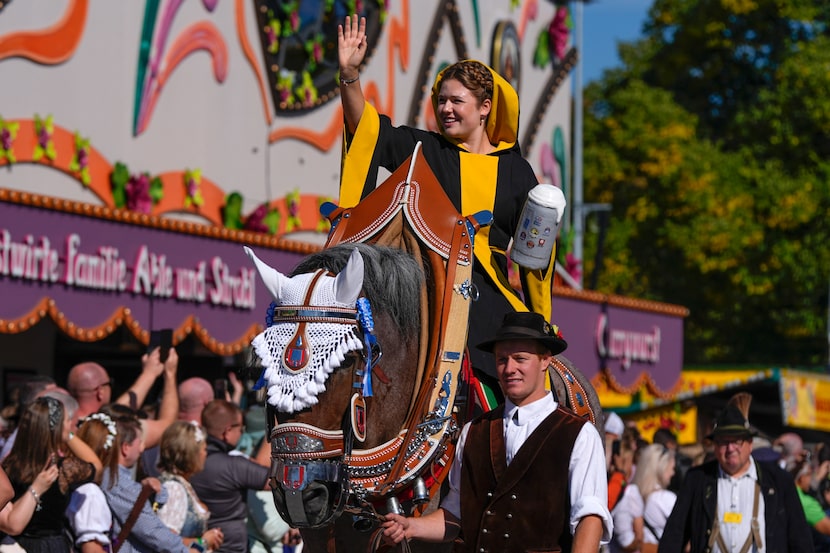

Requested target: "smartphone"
[
  {"left": 213, "top": 378, "right": 228, "bottom": 400},
  {"left": 148, "top": 328, "right": 173, "bottom": 363}
]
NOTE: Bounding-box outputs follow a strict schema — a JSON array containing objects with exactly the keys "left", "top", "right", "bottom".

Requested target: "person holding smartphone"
[{"left": 67, "top": 339, "right": 179, "bottom": 449}]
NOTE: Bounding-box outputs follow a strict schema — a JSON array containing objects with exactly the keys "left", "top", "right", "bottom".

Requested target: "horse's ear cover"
[
  {"left": 244, "top": 245, "right": 366, "bottom": 412},
  {"left": 333, "top": 248, "right": 364, "bottom": 306},
  {"left": 244, "top": 246, "right": 286, "bottom": 302}
]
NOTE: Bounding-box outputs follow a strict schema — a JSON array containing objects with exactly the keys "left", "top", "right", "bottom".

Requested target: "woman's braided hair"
[{"left": 437, "top": 60, "right": 493, "bottom": 106}]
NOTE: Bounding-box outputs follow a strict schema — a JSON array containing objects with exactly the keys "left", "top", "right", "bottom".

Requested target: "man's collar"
[
  {"left": 206, "top": 433, "right": 233, "bottom": 453},
  {"left": 718, "top": 458, "right": 758, "bottom": 481},
  {"left": 504, "top": 392, "right": 556, "bottom": 425}
]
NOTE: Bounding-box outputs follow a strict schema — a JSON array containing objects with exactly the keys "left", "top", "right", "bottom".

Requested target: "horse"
[{"left": 244, "top": 146, "right": 604, "bottom": 553}]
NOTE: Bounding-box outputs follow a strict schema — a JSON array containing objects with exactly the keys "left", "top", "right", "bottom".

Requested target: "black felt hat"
[
  {"left": 707, "top": 392, "right": 757, "bottom": 439},
  {"left": 476, "top": 311, "right": 567, "bottom": 355}
]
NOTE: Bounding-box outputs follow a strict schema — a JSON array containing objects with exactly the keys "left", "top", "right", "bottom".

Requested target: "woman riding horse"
[{"left": 338, "top": 15, "right": 558, "bottom": 390}]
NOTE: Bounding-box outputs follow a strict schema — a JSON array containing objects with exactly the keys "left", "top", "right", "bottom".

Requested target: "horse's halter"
[
  {"left": 245, "top": 249, "right": 386, "bottom": 528},
  {"left": 246, "top": 145, "right": 482, "bottom": 531}
]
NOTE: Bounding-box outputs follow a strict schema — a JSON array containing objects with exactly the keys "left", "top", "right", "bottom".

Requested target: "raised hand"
[
  {"left": 162, "top": 346, "right": 179, "bottom": 378},
  {"left": 141, "top": 346, "right": 165, "bottom": 379},
  {"left": 337, "top": 14, "right": 367, "bottom": 80}
]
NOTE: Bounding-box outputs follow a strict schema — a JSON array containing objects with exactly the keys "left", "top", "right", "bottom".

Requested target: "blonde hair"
[
  {"left": 158, "top": 421, "right": 205, "bottom": 476},
  {"left": 632, "top": 444, "right": 675, "bottom": 502}
]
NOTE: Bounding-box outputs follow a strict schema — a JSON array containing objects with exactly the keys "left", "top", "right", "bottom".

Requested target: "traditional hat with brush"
[{"left": 707, "top": 392, "right": 757, "bottom": 439}]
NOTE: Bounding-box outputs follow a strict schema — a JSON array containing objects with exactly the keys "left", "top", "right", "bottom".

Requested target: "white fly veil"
[{"left": 245, "top": 247, "right": 365, "bottom": 412}]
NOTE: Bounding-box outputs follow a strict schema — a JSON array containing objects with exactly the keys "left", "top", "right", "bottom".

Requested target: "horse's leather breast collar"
[{"left": 267, "top": 144, "right": 480, "bottom": 526}]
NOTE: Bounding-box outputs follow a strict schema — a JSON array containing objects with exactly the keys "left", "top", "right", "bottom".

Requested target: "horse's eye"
[{"left": 341, "top": 355, "right": 357, "bottom": 368}]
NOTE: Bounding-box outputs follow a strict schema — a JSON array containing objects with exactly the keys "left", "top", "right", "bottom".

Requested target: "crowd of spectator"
[
  {"left": 0, "top": 346, "right": 301, "bottom": 553},
  {"left": 4, "top": 346, "right": 830, "bottom": 553},
  {"left": 604, "top": 394, "right": 830, "bottom": 553}
]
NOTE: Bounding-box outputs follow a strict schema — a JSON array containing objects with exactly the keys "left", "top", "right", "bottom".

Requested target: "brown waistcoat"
[{"left": 457, "top": 404, "right": 586, "bottom": 553}]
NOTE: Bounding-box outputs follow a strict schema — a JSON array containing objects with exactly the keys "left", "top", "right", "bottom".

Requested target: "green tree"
[{"left": 582, "top": 0, "right": 830, "bottom": 365}]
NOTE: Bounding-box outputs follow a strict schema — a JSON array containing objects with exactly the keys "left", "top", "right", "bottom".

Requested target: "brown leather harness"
[{"left": 268, "top": 144, "right": 489, "bottom": 528}]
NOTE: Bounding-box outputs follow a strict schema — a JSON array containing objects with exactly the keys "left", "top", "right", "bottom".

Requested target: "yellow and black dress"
[{"left": 339, "top": 66, "right": 555, "bottom": 378}]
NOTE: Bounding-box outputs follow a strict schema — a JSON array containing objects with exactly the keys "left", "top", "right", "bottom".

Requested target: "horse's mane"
[{"left": 290, "top": 243, "right": 423, "bottom": 335}]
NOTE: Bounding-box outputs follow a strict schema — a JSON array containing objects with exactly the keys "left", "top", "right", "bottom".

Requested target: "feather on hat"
[{"left": 707, "top": 392, "right": 757, "bottom": 439}]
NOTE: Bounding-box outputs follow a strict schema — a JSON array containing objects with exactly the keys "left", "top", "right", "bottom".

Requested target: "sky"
[{"left": 580, "top": 0, "right": 652, "bottom": 83}]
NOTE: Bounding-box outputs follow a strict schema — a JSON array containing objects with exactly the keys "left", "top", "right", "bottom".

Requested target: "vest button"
[
  {"left": 482, "top": 529, "right": 488, "bottom": 534},
  {"left": 506, "top": 513, "right": 513, "bottom": 519},
  {"left": 510, "top": 494, "right": 517, "bottom": 500},
  {"left": 479, "top": 548, "right": 486, "bottom": 553},
  {"left": 504, "top": 534, "right": 510, "bottom": 539},
  {"left": 486, "top": 492, "right": 493, "bottom": 498},
  {"left": 485, "top": 510, "right": 493, "bottom": 516}
]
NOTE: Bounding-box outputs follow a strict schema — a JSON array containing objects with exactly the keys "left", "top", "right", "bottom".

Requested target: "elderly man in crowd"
[{"left": 659, "top": 392, "right": 813, "bottom": 553}]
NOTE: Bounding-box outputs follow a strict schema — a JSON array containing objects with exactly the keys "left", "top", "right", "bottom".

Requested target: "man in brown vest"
[{"left": 382, "top": 311, "right": 612, "bottom": 552}]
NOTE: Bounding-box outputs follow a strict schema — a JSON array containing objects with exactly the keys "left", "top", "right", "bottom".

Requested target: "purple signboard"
[
  {"left": 0, "top": 196, "right": 310, "bottom": 351},
  {"left": 1, "top": 194, "right": 686, "bottom": 391},
  {"left": 552, "top": 290, "right": 685, "bottom": 394}
]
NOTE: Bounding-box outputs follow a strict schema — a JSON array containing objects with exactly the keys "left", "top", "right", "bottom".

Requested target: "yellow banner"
[
  {"left": 627, "top": 404, "right": 698, "bottom": 445},
  {"left": 780, "top": 370, "right": 830, "bottom": 432}
]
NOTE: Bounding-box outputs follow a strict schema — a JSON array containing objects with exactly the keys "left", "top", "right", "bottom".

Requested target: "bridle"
[
  {"left": 265, "top": 279, "right": 459, "bottom": 531},
  {"left": 259, "top": 144, "right": 481, "bottom": 534}
]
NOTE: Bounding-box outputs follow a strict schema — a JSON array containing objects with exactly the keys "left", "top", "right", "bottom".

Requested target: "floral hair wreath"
[
  {"left": 189, "top": 420, "right": 205, "bottom": 443},
  {"left": 81, "top": 412, "right": 118, "bottom": 450}
]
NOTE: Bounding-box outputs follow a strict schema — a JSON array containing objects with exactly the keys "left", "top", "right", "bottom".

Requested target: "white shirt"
[
  {"left": 715, "top": 461, "right": 765, "bottom": 553},
  {"left": 441, "top": 392, "right": 613, "bottom": 543},
  {"left": 66, "top": 483, "right": 112, "bottom": 547},
  {"left": 643, "top": 488, "right": 676, "bottom": 543},
  {"left": 610, "top": 483, "right": 643, "bottom": 553}
]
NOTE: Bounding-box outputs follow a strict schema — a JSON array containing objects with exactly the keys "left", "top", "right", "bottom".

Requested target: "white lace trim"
[
  {"left": 253, "top": 322, "right": 363, "bottom": 412},
  {"left": 253, "top": 270, "right": 364, "bottom": 412}
]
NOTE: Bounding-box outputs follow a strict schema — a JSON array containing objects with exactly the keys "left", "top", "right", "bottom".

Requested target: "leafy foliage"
[{"left": 582, "top": 0, "right": 830, "bottom": 365}]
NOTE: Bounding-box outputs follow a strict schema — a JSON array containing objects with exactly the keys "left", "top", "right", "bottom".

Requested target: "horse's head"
[
  {"left": 245, "top": 244, "right": 424, "bottom": 528},
  {"left": 245, "top": 245, "right": 366, "bottom": 413}
]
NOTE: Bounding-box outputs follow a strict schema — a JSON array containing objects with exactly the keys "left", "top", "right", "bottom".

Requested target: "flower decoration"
[
  {"left": 244, "top": 202, "right": 280, "bottom": 234},
  {"left": 81, "top": 412, "right": 118, "bottom": 450},
  {"left": 32, "top": 114, "right": 56, "bottom": 162},
  {"left": 0, "top": 116, "right": 19, "bottom": 164},
  {"left": 111, "top": 162, "right": 163, "bottom": 213},
  {"left": 276, "top": 70, "right": 296, "bottom": 106},
  {"left": 70, "top": 132, "right": 91, "bottom": 186},
  {"left": 110, "top": 162, "right": 130, "bottom": 208},
  {"left": 548, "top": 6, "right": 571, "bottom": 63},
  {"left": 189, "top": 420, "right": 205, "bottom": 443},
  {"left": 533, "top": 6, "right": 570, "bottom": 68},
  {"left": 286, "top": 4, "right": 300, "bottom": 33},
  {"left": 223, "top": 192, "right": 244, "bottom": 229},
  {"left": 184, "top": 168, "right": 204, "bottom": 208},
  {"left": 126, "top": 173, "right": 153, "bottom": 213},
  {"left": 285, "top": 189, "right": 302, "bottom": 232},
  {"left": 304, "top": 34, "right": 325, "bottom": 72},
  {"left": 296, "top": 71, "right": 319, "bottom": 108},
  {"left": 265, "top": 12, "right": 280, "bottom": 53}
]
